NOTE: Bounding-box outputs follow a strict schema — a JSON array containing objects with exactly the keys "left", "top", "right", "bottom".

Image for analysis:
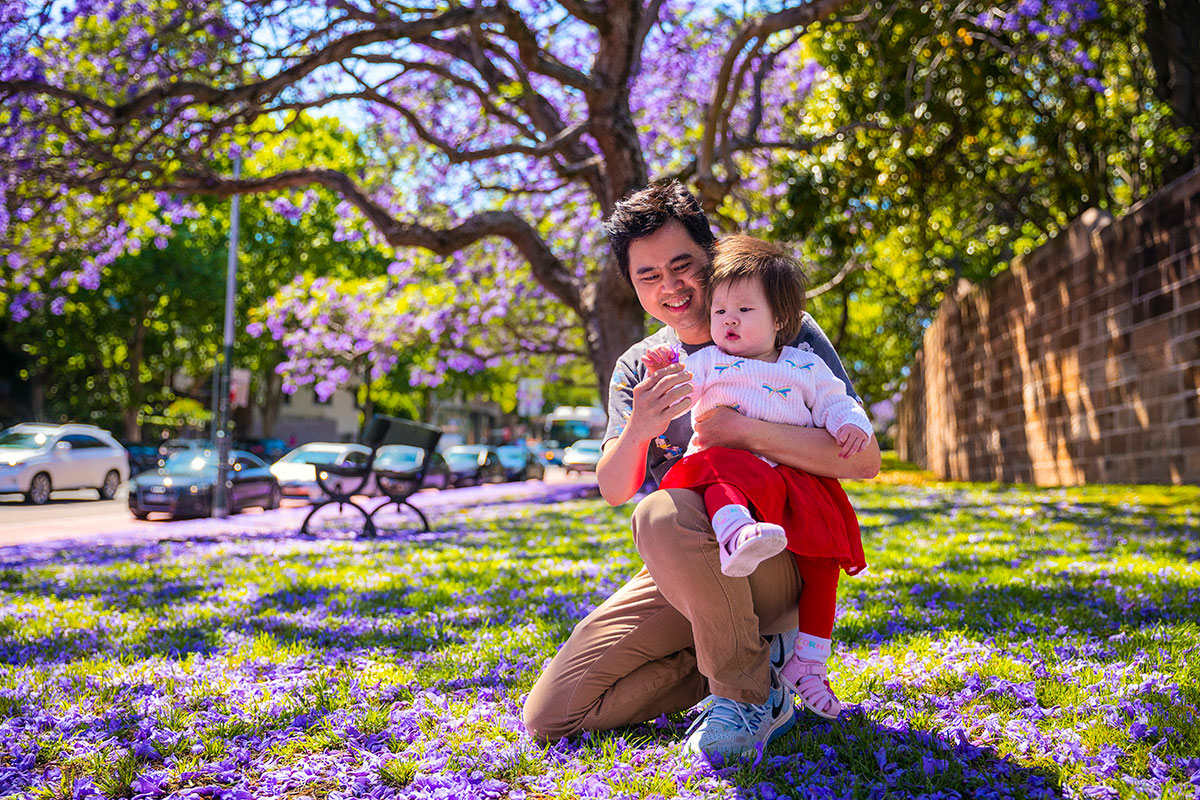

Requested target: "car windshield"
[
  {"left": 278, "top": 448, "right": 345, "bottom": 466},
  {"left": 0, "top": 431, "right": 51, "bottom": 449},
  {"left": 571, "top": 441, "right": 602, "bottom": 453},
  {"left": 495, "top": 446, "right": 526, "bottom": 466},
  {"left": 162, "top": 451, "right": 219, "bottom": 474},
  {"left": 376, "top": 447, "right": 423, "bottom": 470},
  {"left": 443, "top": 448, "right": 484, "bottom": 467}
]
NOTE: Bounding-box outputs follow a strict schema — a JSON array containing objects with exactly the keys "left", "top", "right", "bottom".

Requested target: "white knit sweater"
[{"left": 681, "top": 344, "right": 872, "bottom": 458}]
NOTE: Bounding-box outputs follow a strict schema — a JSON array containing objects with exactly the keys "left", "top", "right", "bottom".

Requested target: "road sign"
[{"left": 230, "top": 368, "right": 251, "bottom": 408}]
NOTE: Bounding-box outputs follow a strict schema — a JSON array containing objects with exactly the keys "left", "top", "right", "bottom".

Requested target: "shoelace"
[{"left": 701, "top": 695, "right": 767, "bottom": 733}]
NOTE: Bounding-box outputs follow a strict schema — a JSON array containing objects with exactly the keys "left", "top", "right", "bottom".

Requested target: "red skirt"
[{"left": 660, "top": 447, "right": 866, "bottom": 575}]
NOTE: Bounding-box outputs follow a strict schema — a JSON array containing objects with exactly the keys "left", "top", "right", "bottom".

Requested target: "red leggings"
[{"left": 705, "top": 483, "right": 838, "bottom": 639}]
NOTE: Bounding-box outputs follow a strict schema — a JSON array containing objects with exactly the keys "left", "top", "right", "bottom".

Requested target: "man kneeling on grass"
[{"left": 522, "top": 181, "right": 879, "bottom": 760}]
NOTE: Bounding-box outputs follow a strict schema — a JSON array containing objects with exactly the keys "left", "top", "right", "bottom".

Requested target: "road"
[
  {"left": 0, "top": 467, "right": 595, "bottom": 548},
  {"left": 0, "top": 487, "right": 170, "bottom": 546}
]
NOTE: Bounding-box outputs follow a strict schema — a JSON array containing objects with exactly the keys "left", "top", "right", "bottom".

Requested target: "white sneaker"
[{"left": 683, "top": 670, "right": 796, "bottom": 760}]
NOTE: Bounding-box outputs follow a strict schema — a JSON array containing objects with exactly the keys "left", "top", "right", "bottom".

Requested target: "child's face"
[{"left": 709, "top": 277, "right": 782, "bottom": 360}]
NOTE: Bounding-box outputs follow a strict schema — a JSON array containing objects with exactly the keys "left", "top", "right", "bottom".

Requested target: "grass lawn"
[{"left": 1, "top": 459, "right": 1197, "bottom": 799}]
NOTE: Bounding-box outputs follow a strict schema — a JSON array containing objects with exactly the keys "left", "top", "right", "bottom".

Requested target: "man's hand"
[
  {"left": 691, "top": 405, "right": 753, "bottom": 451},
  {"left": 834, "top": 424, "right": 871, "bottom": 458},
  {"left": 625, "top": 362, "right": 693, "bottom": 443}
]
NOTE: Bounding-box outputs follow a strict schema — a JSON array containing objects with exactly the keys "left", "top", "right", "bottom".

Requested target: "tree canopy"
[{"left": 2, "top": 0, "right": 1186, "bottom": 407}]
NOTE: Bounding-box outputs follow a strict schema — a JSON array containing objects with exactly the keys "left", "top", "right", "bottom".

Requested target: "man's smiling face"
[{"left": 627, "top": 220, "right": 711, "bottom": 345}]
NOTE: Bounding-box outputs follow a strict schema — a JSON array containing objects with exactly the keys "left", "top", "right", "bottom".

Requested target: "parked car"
[
  {"left": 128, "top": 449, "right": 280, "bottom": 520},
  {"left": 156, "top": 439, "right": 207, "bottom": 468},
  {"left": 0, "top": 423, "right": 130, "bottom": 505},
  {"left": 562, "top": 438, "right": 604, "bottom": 474},
  {"left": 235, "top": 437, "right": 288, "bottom": 463},
  {"left": 540, "top": 439, "right": 564, "bottom": 466},
  {"left": 120, "top": 441, "right": 159, "bottom": 476},
  {"left": 373, "top": 445, "right": 452, "bottom": 491},
  {"left": 269, "top": 442, "right": 376, "bottom": 501},
  {"left": 495, "top": 444, "right": 546, "bottom": 481},
  {"left": 441, "top": 445, "right": 507, "bottom": 487},
  {"left": 435, "top": 433, "right": 466, "bottom": 452}
]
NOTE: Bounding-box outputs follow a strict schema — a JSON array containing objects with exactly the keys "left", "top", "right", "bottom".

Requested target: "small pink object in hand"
[{"left": 641, "top": 345, "right": 680, "bottom": 372}]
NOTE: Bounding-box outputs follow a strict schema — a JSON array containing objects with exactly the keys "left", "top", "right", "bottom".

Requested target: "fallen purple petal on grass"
[{"left": 0, "top": 480, "right": 1197, "bottom": 799}]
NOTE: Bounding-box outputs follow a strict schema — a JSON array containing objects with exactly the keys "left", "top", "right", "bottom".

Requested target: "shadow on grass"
[
  {"left": 836, "top": 564, "right": 1199, "bottom": 649},
  {"left": 589, "top": 707, "right": 1064, "bottom": 799}
]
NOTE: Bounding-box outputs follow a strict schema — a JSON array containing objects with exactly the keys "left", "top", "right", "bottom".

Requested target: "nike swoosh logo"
[
  {"left": 771, "top": 690, "right": 786, "bottom": 719},
  {"left": 770, "top": 638, "right": 786, "bottom": 670}
]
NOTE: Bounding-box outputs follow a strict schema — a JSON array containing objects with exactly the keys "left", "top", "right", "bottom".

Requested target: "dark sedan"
[
  {"left": 441, "top": 445, "right": 507, "bottom": 487},
  {"left": 495, "top": 445, "right": 546, "bottom": 481},
  {"left": 373, "top": 445, "right": 452, "bottom": 491},
  {"left": 128, "top": 449, "right": 281, "bottom": 520}
]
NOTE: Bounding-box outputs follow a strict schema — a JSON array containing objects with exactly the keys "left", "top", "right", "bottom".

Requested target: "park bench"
[{"left": 299, "top": 414, "right": 442, "bottom": 538}]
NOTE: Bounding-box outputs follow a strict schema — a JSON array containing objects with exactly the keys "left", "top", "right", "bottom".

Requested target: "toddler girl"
[{"left": 642, "top": 235, "right": 871, "bottom": 718}]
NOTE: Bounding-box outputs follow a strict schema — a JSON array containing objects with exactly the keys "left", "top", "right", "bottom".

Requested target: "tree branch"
[
  {"left": 696, "top": 0, "right": 857, "bottom": 208},
  {"left": 807, "top": 259, "right": 866, "bottom": 299},
  {"left": 494, "top": 2, "right": 597, "bottom": 91},
  {"left": 164, "top": 167, "right": 584, "bottom": 315},
  {"left": 5, "top": 6, "right": 506, "bottom": 126}
]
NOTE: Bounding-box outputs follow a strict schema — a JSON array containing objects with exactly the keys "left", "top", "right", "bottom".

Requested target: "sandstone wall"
[{"left": 896, "top": 169, "right": 1200, "bottom": 485}]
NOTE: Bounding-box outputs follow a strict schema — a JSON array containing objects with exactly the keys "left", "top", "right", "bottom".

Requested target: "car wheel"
[
  {"left": 99, "top": 470, "right": 121, "bottom": 500},
  {"left": 267, "top": 485, "right": 281, "bottom": 510},
  {"left": 25, "top": 472, "right": 52, "bottom": 505},
  {"left": 131, "top": 510, "right": 150, "bottom": 520}
]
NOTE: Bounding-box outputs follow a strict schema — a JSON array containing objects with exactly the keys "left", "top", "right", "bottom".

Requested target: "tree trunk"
[
  {"left": 421, "top": 388, "right": 435, "bottom": 424},
  {"left": 123, "top": 316, "right": 149, "bottom": 442},
  {"left": 361, "top": 378, "right": 375, "bottom": 430},
  {"left": 258, "top": 367, "right": 283, "bottom": 437},
  {"left": 581, "top": 261, "right": 646, "bottom": 406},
  {"left": 1144, "top": 0, "right": 1200, "bottom": 177},
  {"left": 30, "top": 369, "right": 46, "bottom": 422}
]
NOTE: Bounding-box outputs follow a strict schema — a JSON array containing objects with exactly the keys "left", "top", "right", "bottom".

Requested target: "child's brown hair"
[{"left": 710, "top": 235, "right": 807, "bottom": 347}]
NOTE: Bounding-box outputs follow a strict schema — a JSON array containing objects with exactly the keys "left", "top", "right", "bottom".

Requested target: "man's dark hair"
[
  {"left": 604, "top": 181, "right": 716, "bottom": 285},
  {"left": 711, "top": 235, "right": 807, "bottom": 348}
]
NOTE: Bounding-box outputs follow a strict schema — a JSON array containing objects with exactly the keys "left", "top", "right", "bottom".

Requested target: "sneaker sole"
[
  {"left": 721, "top": 530, "right": 788, "bottom": 577},
  {"left": 765, "top": 704, "right": 798, "bottom": 745}
]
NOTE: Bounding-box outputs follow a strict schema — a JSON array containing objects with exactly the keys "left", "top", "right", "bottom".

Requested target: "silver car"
[
  {"left": 269, "top": 442, "right": 377, "bottom": 500},
  {"left": 0, "top": 423, "right": 131, "bottom": 504}
]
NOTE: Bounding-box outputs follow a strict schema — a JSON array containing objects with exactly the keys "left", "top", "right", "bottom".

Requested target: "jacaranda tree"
[{"left": 1, "top": 0, "right": 1112, "bottom": 398}]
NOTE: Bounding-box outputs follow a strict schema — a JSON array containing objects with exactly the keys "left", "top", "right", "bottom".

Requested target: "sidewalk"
[{"left": 0, "top": 476, "right": 600, "bottom": 559}]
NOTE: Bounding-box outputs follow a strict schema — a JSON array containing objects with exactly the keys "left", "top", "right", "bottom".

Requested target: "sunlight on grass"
[{"left": 1, "top": 471, "right": 1197, "bottom": 798}]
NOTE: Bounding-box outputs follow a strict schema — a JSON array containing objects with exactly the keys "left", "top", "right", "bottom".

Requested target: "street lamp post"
[{"left": 213, "top": 156, "right": 242, "bottom": 518}]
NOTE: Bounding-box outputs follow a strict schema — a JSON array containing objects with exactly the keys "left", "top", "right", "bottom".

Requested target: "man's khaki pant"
[{"left": 522, "top": 488, "right": 802, "bottom": 742}]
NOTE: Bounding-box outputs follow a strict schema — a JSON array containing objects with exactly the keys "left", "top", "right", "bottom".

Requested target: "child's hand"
[
  {"left": 834, "top": 425, "right": 871, "bottom": 458},
  {"left": 641, "top": 345, "right": 679, "bottom": 372}
]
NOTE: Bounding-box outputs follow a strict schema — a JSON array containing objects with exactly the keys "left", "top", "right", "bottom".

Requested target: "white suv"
[{"left": 0, "top": 423, "right": 131, "bottom": 505}]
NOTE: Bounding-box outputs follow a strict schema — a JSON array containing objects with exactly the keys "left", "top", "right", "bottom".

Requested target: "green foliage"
[{"left": 768, "top": 1, "right": 1183, "bottom": 406}]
